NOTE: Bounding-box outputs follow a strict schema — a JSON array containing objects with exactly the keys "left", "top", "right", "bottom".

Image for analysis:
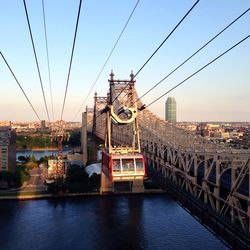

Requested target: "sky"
[{"left": 0, "top": 0, "right": 250, "bottom": 122}]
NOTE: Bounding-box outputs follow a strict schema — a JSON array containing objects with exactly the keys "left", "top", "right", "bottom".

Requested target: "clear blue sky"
[{"left": 1, "top": 0, "right": 249, "bottom": 122}]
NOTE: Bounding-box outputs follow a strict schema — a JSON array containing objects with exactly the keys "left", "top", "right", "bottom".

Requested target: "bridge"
[
  {"left": 82, "top": 71, "right": 250, "bottom": 248},
  {"left": 1, "top": 1, "right": 250, "bottom": 248}
]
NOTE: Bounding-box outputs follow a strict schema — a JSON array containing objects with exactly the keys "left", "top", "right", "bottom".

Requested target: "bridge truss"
[{"left": 90, "top": 71, "right": 250, "bottom": 236}]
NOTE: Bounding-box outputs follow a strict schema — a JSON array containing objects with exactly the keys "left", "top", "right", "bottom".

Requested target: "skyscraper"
[
  {"left": 165, "top": 97, "right": 177, "bottom": 123},
  {"left": 41, "top": 120, "right": 46, "bottom": 130}
]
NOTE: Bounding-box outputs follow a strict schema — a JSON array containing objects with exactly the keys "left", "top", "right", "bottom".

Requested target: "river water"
[
  {"left": 0, "top": 195, "right": 228, "bottom": 250},
  {"left": 16, "top": 149, "right": 73, "bottom": 161}
]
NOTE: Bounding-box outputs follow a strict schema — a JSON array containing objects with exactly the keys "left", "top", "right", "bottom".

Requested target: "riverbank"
[
  {"left": 0, "top": 189, "right": 166, "bottom": 201},
  {"left": 16, "top": 148, "right": 58, "bottom": 151}
]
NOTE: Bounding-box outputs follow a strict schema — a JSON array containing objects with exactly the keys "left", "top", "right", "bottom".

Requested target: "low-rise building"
[{"left": 48, "top": 159, "right": 68, "bottom": 178}]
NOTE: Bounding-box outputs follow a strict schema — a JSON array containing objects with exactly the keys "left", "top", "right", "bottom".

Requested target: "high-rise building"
[
  {"left": 165, "top": 97, "right": 177, "bottom": 123},
  {"left": 0, "top": 126, "right": 16, "bottom": 173},
  {"left": 41, "top": 120, "right": 46, "bottom": 129}
]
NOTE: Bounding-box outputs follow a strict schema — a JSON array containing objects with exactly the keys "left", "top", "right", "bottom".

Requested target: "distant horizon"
[{"left": 1, "top": 119, "right": 249, "bottom": 124}]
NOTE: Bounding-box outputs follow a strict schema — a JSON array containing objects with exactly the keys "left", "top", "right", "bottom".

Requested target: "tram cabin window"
[
  {"left": 135, "top": 158, "right": 144, "bottom": 172},
  {"left": 113, "top": 159, "right": 121, "bottom": 173},
  {"left": 122, "top": 159, "right": 135, "bottom": 172}
]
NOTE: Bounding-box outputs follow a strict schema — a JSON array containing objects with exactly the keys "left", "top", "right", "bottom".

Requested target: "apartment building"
[{"left": 0, "top": 126, "right": 16, "bottom": 173}]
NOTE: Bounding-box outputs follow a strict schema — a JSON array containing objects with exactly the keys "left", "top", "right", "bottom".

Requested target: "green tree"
[
  {"left": 0, "top": 166, "right": 30, "bottom": 188},
  {"left": 66, "top": 131, "right": 81, "bottom": 147},
  {"left": 14, "top": 168, "right": 29, "bottom": 187},
  {"left": 66, "top": 164, "right": 89, "bottom": 193},
  {"left": 89, "top": 173, "right": 100, "bottom": 191},
  {"left": 66, "top": 164, "right": 89, "bottom": 183},
  {"left": 39, "top": 156, "right": 48, "bottom": 165},
  {"left": 16, "top": 134, "right": 57, "bottom": 149},
  {"left": 0, "top": 171, "right": 14, "bottom": 187},
  {"left": 26, "top": 161, "right": 37, "bottom": 170},
  {"left": 30, "top": 154, "right": 36, "bottom": 163},
  {"left": 18, "top": 155, "right": 28, "bottom": 163},
  {"left": 26, "top": 155, "right": 38, "bottom": 170}
]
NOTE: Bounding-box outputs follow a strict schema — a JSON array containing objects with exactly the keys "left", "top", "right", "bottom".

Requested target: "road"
[
  {"left": 22, "top": 164, "right": 48, "bottom": 192},
  {"left": 0, "top": 165, "right": 48, "bottom": 195}
]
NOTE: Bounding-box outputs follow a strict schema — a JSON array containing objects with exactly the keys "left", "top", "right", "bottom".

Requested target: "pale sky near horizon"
[{"left": 1, "top": 0, "right": 250, "bottom": 122}]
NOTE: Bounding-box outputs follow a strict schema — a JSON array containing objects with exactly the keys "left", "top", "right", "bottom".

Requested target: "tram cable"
[
  {"left": 81, "top": 28, "right": 249, "bottom": 131},
  {"left": 81, "top": 0, "right": 200, "bottom": 129},
  {"left": 112, "top": 0, "right": 200, "bottom": 105},
  {"left": 0, "top": 51, "right": 41, "bottom": 121},
  {"left": 60, "top": 0, "right": 83, "bottom": 121},
  {"left": 141, "top": 34, "right": 250, "bottom": 110},
  {"left": 80, "top": 4, "right": 249, "bottom": 130},
  {"left": 23, "top": 0, "right": 50, "bottom": 122},
  {"left": 42, "top": 0, "right": 54, "bottom": 122},
  {"left": 135, "top": 7, "right": 250, "bottom": 104},
  {"left": 83, "top": 32, "right": 250, "bottom": 133},
  {"left": 72, "top": 0, "right": 141, "bottom": 121}
]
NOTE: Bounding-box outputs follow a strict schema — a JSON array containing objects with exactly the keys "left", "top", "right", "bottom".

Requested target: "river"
[
  {"left": 16, "top": 148, "right": 73, "bottom": 161},
  {"left": 0, "top": 195, "right": 228, "bottom": 250}
]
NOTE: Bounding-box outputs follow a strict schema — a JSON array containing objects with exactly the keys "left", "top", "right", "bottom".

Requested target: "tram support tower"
[
  {"left": 50, "top": 124, "right": 70, "bottom": 178},
  {"left": 100, "top": 70, "right": 145, "bottom": 193}
]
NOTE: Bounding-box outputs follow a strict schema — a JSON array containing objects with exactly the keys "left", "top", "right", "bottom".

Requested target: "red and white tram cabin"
[{"left": 101, "top": 151, "right": 146, "bottom": 182}]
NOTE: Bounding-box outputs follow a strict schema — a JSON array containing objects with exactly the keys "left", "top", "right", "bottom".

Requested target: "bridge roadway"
[{"left": 88, "top": 75, "right": 250, "bottom": 247}]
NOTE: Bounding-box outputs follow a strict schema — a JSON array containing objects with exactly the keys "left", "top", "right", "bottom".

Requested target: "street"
[{"left": 22, "top": 164, "right": 48, "bottom": 192}]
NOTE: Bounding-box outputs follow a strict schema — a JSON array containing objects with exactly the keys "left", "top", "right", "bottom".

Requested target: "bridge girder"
[{"left": 90, "top": 73, "right": 250, "bottom": 235}]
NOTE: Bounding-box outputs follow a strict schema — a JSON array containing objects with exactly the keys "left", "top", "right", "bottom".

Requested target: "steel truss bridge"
[{"left": 86, "top": 71, "right": 250, "bottom": 247}]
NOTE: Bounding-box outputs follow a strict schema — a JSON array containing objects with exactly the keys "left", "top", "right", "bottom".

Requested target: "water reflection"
[
  {"left": 97, "top": 195, "right": 145, "bottom": 249},
  {"left": 0, "top": 196, "right": 228, "bottom": 250},
  {"left": 0, "top": 201, "right": 20, "bottom": 250},
  {"left": 47, "top": 198, "right": 67, "bottom": 209}
]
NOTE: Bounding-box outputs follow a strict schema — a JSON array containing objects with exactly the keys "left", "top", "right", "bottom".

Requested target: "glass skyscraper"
[{"left": 165, "top": 97, "right": 176, "bottom": 123}]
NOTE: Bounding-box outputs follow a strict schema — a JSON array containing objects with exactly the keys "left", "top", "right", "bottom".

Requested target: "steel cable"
[
  {"left": 143, "top": 34, "right": 250, "bottom": 109},
  {"left": 60, "top": 0, "right": 83, "bottom": 121},
  {"left": 0, "top": 51, "right": 41, "bottom": 121},
  {"left": 112, "top": 0, "right": 201, "bottom": 104},
  {"left": 23, "top": 0, "right": 50, "bottom": 122},
  {"left": 135, "top": 7, "right": 250, "bottom": 103},
  {"left": 42, "top": 0, "right": 54, "bottom": 122},
  {"left": 72, "top": 0, "right": 141, "bottom": 121}
]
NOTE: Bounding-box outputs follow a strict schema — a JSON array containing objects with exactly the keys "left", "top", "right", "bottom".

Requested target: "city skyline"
[{"left": 1, "top": 0, "right": 250, "bottom": 122}]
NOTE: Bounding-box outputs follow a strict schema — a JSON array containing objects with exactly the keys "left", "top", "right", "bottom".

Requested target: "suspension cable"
[
  {"left": 143, "top": 34, "right": 250, "bottom": 109},
  {"left": 81, "top": 34, "right": 250, "bottom": 142},
  {"left": 42, "top": 0, "right": 54, "bottom": 122},
  {"left": 0, "top": 52, "right": 41, "bottom": 121},
  {"left": 112, "top": 0, "right": 200, "bottom": 104},
  {"left": 23, "top": 0, "right": 50, "bottom": 122},
  {"left": 60, "top": 0, "right": 83, "bottom": 121},
  {"left": 72, "top": 0, "right": 141, "bottom": 121},
  {"left": 90, "top": 0, "right": 200, "bottom": 128},
  {"left": 135, "top": 7, "right": 250, "bottom": 103}
]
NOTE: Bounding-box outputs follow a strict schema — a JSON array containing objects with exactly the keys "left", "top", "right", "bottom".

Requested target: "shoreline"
[
  {"left": 16, "top": 147, "right": 76, "bottom": 152},
  {"left": 17, "top": 148, "right": 58, "bottom": 151},
  {"left": 0, "top": 189, "right": 166, "bottom": 201}
]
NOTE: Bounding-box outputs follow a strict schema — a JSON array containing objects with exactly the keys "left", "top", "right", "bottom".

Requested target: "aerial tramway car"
[
  {"left": 100, "top": 71, "right": 146, "bottom": 190},
  {"left": 101, "top": 149, "right": 146, "bottom": 182}
]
